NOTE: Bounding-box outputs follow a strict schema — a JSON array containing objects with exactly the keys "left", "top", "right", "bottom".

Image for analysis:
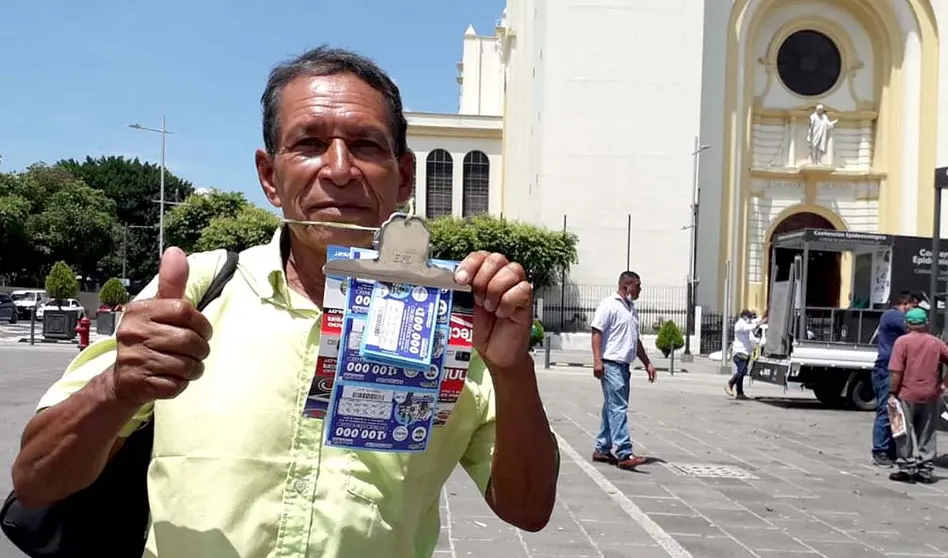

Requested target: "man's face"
[
  {"left": 898, "top": 300, "right": 917, "bottom": 312},
  {"left": 622, "top": 279, "right": 641, "bottom": 301},
  {"left": 255, "top": 73, "right": 414, "bottom": 252}
]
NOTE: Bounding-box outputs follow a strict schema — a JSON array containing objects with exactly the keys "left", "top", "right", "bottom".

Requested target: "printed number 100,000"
[
  {"left": 336, "top": 427, "right": 387, "bottom": 441},
  {"left": 346, "top": 362, "right": 398, "bottom": 376}
]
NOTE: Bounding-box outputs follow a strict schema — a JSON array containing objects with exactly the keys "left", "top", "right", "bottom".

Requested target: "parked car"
[
  {"left": 0, "top": 293, "right": 17, "bottom": 324},
  {"left": 10, "top": 290, "right": 47, "bottom": 319},
  {"left": 36, "top": 298, "right": 86, "bottom": 321}
]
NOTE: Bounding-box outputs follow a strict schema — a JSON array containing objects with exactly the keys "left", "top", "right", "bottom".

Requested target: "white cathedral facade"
[{"left": 406, "top": 0, "right": 948, "bottom": 314}]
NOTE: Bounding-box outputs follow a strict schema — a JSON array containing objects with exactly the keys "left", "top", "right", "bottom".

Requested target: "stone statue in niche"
[{"left": 806, "top": 104, "right": 838, "bottom": 165}]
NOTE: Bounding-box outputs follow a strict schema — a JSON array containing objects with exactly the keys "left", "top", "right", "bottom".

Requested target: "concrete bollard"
[{"left": 544, "top": 333, "right": 552, "bottom": 370}]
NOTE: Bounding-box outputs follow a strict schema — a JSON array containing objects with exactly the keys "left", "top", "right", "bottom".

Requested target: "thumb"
[{"left": 157, "top": 247, "right": 189, "bottom": 300}]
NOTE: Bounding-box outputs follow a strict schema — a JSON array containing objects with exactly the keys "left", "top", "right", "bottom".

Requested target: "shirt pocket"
[{"left": 335, "top": 473, "right": 392, "bottom": 556}]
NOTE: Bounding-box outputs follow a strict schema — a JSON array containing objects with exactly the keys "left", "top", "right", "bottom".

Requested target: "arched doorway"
[{"left": 769, "top": 212, "right": 842, "bottom": 308}]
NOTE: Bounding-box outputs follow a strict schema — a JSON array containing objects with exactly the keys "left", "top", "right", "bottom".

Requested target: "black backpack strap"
[{"left": 195, "top": 251, "right": 239, "bottom": 312}]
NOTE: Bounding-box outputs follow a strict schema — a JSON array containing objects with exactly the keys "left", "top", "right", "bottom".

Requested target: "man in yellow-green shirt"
[{"left": 11, "top": 46, "right": 559, "bottom": 558}]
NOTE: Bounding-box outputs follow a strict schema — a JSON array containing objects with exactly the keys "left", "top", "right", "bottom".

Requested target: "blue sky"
[{"left": 1, "top": 0, "right": 504, "bottom": 208}]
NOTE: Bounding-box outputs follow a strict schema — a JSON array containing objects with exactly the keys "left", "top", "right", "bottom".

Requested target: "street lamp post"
[
  {"left": 683, "top": 136, "right": 711, "bottom": 363},
  {"left": 128, "top": 117, "right": 172, "bottom": 259},
  {"left": 121, "top": 224, "right": 158, "bottom": 284}
]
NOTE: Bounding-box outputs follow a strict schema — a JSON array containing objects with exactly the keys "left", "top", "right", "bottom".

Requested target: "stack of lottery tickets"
[{"left": 303, "top": 245, "right": 475, "bottom": 453}]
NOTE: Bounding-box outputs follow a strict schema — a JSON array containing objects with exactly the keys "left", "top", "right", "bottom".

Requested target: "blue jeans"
[
  {"left": 596, "top": 361, "right": 634, "bottom": 460},
  {"left": 871, "top": 365, "right": 895, "bottom": 457},
  {"left": 729, "top": 354, "right": 750, "bottom": 396}
]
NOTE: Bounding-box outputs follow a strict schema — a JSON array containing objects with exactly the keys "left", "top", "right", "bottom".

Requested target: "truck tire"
[
  {"left": 813, "top": 384, "right": 844, "bottom": 408},
  {"left": 846, "top": 373, "right": 877, "bottom": 411}
]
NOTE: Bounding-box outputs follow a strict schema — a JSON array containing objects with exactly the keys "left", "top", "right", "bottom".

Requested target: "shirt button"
[{"left": 293, "top": 478, "right": 309, "bottom": 494}]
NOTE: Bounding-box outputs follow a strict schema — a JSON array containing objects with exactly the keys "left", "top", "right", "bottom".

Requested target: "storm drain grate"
[{"left": 664, "top": 463, "right": 758, "bottom": 480}]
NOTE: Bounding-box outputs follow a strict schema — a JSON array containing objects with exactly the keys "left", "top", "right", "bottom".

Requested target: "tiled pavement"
[
  {"left": 0, "top": 322, "right": 100, "bottom": 344},
  {"left": 434, "top": 364, "right": 948, "bottom": 558},
  {"left": 3, "top": 345, "right": 948, "bottom": 557}
]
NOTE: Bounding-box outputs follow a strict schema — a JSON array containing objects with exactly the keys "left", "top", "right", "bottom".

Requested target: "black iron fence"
[
  {"left": 537, "top": 283, "right": 688, "bottom": 334},
  {"left": 699, "top": 311, "right": 739, "bottom": 355}
]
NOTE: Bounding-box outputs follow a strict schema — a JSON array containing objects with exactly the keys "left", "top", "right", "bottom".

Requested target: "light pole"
[
  {"left": 121, "top": 224, "right": 158, "bottom": 284},
  {"left": 128, "top": 117, "right": 172, "bottom": 259},
  {"left": 683, "top": 136, "right": 711, "bottom": 362}
]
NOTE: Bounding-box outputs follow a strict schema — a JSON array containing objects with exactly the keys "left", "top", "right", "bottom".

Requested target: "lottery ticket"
[
  {"left": 430, "top": 258, "right": 457, "bottom": 328},
  {"left": 325, "top": 385, "right": 437, "bottom": 452},
  {"left": 314, "top": 245, "right": 474, "bottom": 449},
  {"left": 432, "top": 294, "right": 474, "bottom": 426},
  {"left": 360, "top": 282, "right": 441, "bottom": 370},
  {"left": 303, "top": 247, "right": 352, "bottom": 418},
  {"left": 336, "top": 316, "right": 443, "bottom": 390},
  {"left": 434, "top": 367, "right": 468, "bottom": 426}
]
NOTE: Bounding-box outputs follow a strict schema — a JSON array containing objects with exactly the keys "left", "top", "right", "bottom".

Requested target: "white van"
[{"left": 10, "top": 290, "right": 47, "bottom": 319}]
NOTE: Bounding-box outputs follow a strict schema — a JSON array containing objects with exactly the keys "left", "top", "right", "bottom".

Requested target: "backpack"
[{"left": 0, "top": 251, "right": 240, "bottom": 558}]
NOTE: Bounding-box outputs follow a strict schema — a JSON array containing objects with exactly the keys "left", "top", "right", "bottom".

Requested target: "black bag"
[{"left": 1, "top": 251, "right": 240, "bottom": 558}]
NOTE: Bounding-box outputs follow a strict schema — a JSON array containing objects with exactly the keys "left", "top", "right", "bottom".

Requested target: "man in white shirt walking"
[
  {"left": 726, "top": 309, "right": 765, "bottom": 399},
  {"left": 590, "top": 271, "right": 656, "bottom": 470}
]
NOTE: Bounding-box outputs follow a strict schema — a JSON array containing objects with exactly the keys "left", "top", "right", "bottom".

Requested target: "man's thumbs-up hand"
[
  {"left": 157, "top": 246, "right": 190, "bottom": 300},
  {"left": 110, "top": 248, "right": 214, "bottom": 406}
]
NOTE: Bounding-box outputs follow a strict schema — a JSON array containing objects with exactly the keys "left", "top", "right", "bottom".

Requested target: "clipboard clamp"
[{"left": 322, "top": 213, "right": 472, "bottom": 292}]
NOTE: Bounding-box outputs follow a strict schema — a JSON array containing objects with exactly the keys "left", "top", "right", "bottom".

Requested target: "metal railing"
[
  {"left": 537, "top": 283, "right": 687, "bottom": 334},
  {"left": 795, "top": 307, "right": 884, "bottom": 346}
]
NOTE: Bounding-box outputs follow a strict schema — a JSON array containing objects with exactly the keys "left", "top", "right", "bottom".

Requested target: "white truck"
[{"left": 748, "top": 228, "right": 948, "bottom": 431}]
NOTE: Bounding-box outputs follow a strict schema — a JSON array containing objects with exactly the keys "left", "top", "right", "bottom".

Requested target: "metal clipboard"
[{"left": 322, "top": 213, "right": 472, "bottom": 292}]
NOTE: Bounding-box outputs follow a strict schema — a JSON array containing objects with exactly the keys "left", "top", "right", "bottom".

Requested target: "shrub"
[
  {"left": 655, "top": 320, "right": 685, "bottom": 358},
  {"left": 428, "top": 215, "right": 578, "bottom": 291},
  {"left": 530, "top": 319, "right": 545, "bottom": 348},
  {"left": 99, "top": 277, "right": 130, "bottom": 308},
  {"left": 45, "top": 261, "right": 79, "bottom": 300}
]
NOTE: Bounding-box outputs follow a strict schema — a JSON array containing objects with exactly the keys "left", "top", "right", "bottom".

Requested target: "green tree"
[
  {"left": 57, "top": 156, "right": 195, "bottom": 281},
  {"left": 99, "top": 277, "right": 130, "bottom": 308},
  {"left": 195, "top": 206, "right": 281, "bottom": 253},
  {"left": 0, "top": 164, "right": 119, "bottom": 285},
  {"left": 164, "top": 190, "right": 248, "bottom": 253},
  {"left": 428, "top": 215, "right": 578, "bottom": 290},
  {"left": 0, "top": 172, "right": 33, "bottom": 282},
  {"left": 25, "top": 167, "right": 118, "bottom": 281},
  {"left": 655, "top": 320, "right": 685, "bottom": 358},
  {"left": 45, "top": 261, "right": 79, "bottom": 300}
]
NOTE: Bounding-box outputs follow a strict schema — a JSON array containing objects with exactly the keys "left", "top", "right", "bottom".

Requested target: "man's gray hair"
[{"left": 260, "top": 45, "right": 408, "bottom": 157}]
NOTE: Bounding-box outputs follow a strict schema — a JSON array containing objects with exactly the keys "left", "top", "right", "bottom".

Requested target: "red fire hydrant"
[{"left": 76, "top": 316, "right": 91, "bottom": 352}]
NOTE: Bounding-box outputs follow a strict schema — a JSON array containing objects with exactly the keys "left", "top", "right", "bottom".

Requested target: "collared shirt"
[
  {"left": 731, "top": 318, "right": 761, "bottom": 357},
  {"left": 591, "top": 294, "right": 639, "bottom": 363},
  {"left": 889, "top": 331, "right": 948, "bottom": 403},
  {"left": 876, "top": 308, "right": 907, "bottom": 366},
  {"left": 36, "top": 227, "right": 498, "bottom": 558}
]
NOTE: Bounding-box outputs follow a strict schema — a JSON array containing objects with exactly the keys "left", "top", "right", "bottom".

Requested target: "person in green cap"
[{"left": 887, "top": 307, "right": 948, "bottom": 483}]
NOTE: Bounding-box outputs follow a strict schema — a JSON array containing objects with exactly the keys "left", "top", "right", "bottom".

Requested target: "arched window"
[
  {"left": 425, "top": 149, "right": 453, "bottom": 218},
  {"left": 462, "top": 151, "right": 490, "bottom": 217}
]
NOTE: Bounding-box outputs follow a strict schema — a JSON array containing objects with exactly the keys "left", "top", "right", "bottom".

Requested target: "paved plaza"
[
  {"left": 1, "top": 335, "right": 948, "bottom": 557},
  {"left": 0, "top": 321, "right": 101, "bottom": 345}
]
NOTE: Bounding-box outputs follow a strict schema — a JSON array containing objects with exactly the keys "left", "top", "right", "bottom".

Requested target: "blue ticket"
[
  {"left": 429, "top": 258, "right": 457, "bottom": 327},
  {"left": 346, "top": 279, "right": 374, "bottom": 316},
  {"left": 336, "top": 317, "right": 442, "bottom": 390},
  {"left": 326, "top": 246, "right": 352, "bottom": 280},
  {"left": 360, "top": 282, "right": 441, "bottom": 369},
  {"left": 325, "top": 384, "right": 437, "bottom": 452}
]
